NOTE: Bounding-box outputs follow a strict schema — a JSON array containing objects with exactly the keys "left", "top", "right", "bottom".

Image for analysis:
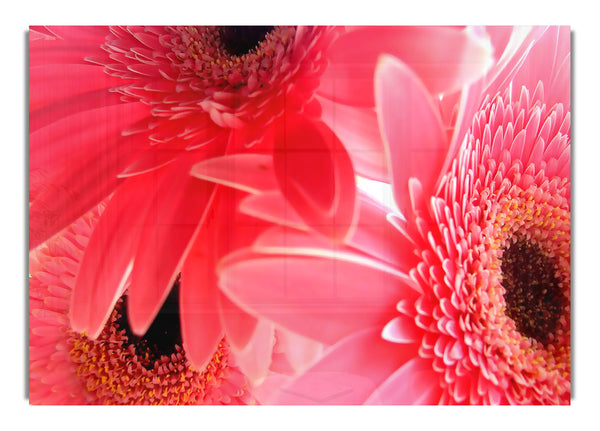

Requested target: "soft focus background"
[{"left": 5, "top": 0, "right": 598, "bottom": 428}]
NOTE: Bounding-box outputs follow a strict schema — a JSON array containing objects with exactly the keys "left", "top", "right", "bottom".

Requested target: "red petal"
[
  {"left": 190, "top": 154, "right": 277, "bottom": 194},
  {"left": 70, "top": 175, "right": 152, "bottom": 338},
  {"left": 239, "top": 191, "right": 308, "bottom": 231},
  {"left": 29, "top": 64, "right": 121, "bottom": 112},
  {"left": 272, "top": 114, "right": 357, "bottom": 242},
  {"left": 29, "top": 103, "right": 150, "bottom": 248},
  {"left": 179, "top": 240, "right": 224, "bottom": 371},
  {"left": 29, "top": 26, "right": 110, "bottom": 66},
  {"left": 181, "top": 186, "right": 265, "bottom": 366},
  {"left": 126, "top": 158, "right": 217, "bottom": 336},
  {"left": 375, "top": 55, "right": 447, "bottom": 217}
]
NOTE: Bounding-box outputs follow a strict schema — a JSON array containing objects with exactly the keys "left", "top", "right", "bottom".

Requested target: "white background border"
[{"left": 4, "top": 1, "right": 598, "bottom": 428}]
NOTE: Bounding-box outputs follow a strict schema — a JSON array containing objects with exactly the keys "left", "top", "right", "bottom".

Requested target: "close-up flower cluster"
[{"left": 28, "top": 25, "right": 570, "bottom": 405}]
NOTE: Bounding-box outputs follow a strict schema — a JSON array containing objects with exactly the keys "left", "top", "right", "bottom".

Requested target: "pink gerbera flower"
[
  {"left": 29, "top": 208, "right": 258, "bottom": 405},
  {"left": 29, "top": 25, "right": 492, "bottom": 377},
  {"left": 206, "top": 26, "right": 570, "bottom": 404}
]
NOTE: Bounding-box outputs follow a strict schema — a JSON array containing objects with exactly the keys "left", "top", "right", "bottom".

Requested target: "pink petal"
[
  {"left": 28, "top": 61, "right": 125, "bottom": 133},
  {"left": 29, "top": 64, "right": 121, "bottom": 112},
  {"left": 251, "top": 373, "right": 294, "bottom": 405},
  {"left": 232, "top": 320, "right": 274, "bottom": 386},
  {"left": 252, "top": 225, "right": 342, "bottom": 253},
  {"left": 239, "top": 191, "right": 309, "bottom": 232},
  {"left": 218, "top": 247, "right": 406, "bottom": 345},
  {"left": 117, "top": 145, "right": 182, "bottom": 177},
  {"left": 30, "top": 89, "right": 126, "bottom": 133},
  {"left": 485, "top": 26, "right": 514, "bottom": 62},
  {"left": 381, "top": 315, "right": 421, "bottom": 344},
  {"left": 318, "top": 26, "right": 492, "bottom": 107},
  {"left": 375, "top": 55, "right": 447, "bottom": 216},
  {"left": 217, "top": 291, "right": 258, "bottom": 352},
  {"left": 190, "top": 153, "right": 277, "bottom": 194},
  {"left": 346, "top": 194, "right": 419, "bottom": 272},
  {"left": 365, "top": 357, "right": 442, "bottom": 405},
  {"left": 275, "top": 328, "right": 324, "bottom": 374},
  {"left": 181, "top": 185, "right": 268, "bottom": 364},
  {"left": 274, "top": 327, "right": 418, "bottom": 404},
  {"left": 550, "top": 53, "right": 570, "bottom": 109},
  {"left": 317, "top": 95, "right": 389, "bottom": 182},
  {"left": 126, "top": 158, "right": 217, "bottom": 336},
  {"left": 445, "top": 27, "right": 548, "bottom": 169},
  {"left": 179, "top": 237, "right": 224, "bottom": 371},
  {"left": 70, "top": 175, "right": 153, "bottom": 338},
  {"left": 511, "top": 26, "right": 571, "bottom": 108},
  {"left": 29, "top": 26, "right": 109, "bottom": 66},
  {"left": 29, "top": 103, "right": 150, "bottom": 248},
  {"left": 272, "top": 113, "right": 357, "bottom": 242},
  {"left": 32, "top": 26, "right": 110, "bottom": 43}
]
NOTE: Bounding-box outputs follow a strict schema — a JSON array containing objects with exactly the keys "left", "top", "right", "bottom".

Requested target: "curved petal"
[
  {"left": 30, "top": 89, "right": 126, "bottom": 134},
  {"left": 190, "top": 153, "right": 277, "bottom": 194},
  {"left": 232, "top": 320, "right": 275, "bottom": 386},
  {"left": 375, "top": 55, "right": 448, "bottom": 216},
  {"left": 445, "top": 27, "right": 569, "bottom": 175},
  {"left": 70, "top": 175, "right": 153, "bottom": 338},
  {"left": 29, "top": 62, "right": 126, "bottom": 133},
  {"left": 250, "top": 373, "right": 294, "bottom": 405},
  {"left": 239, "top": 191, "right": 309, "bottom": 231},
  {"left": 274, "top": 327, "right": 419, "bottom": 404},
  {"left": 346, "top": 194, "right": 419, "bottom": 271},
  {"left": 550, "top": 53, "right": 571, "bottom": 110},
  {"left": 272, "top": 113, "right": 357, "bottom": 242},
  {"left": 179, "top": 240, "right": 224, "bottom": 371},
  {"left": 217, "top": 291, "right": 258, "bottom": 352},
  {"left": 240, "top": 190, "right": 420, "bottom": 272},
  {"left": 381, "top": 315, "right": 422, "bottom": 344},
  {"left": 318, "top": 26, "right": 492, "bottom": 107},
  {"left": 126, "top": 158, "right": 217, "bottom": 336},
  {"left": 510, "top": 26, "right": 570, "bottom": 108},
  {"left": 29, "top": 26, "right": 110, "bottom": 66},
  {"left": 181, "top": 184, "right": 269, "bottom": 366},
  {"left": 29, "top": 103, "right": 150, "bottom": 248},
  {"left": 317, "top": 95, "right": 388, "bottom": 182},
  {"left": 218, "top": 247, "right": 410, "bottom": 345},
  {"left": 29, "top": 64, "right": 121, "bottom": 111},
  {"left": 364, "top": 357, "right": 442, "bottom": 405},
  {"left": 275, "top": 328, "right": 324, "bottom": 374}
]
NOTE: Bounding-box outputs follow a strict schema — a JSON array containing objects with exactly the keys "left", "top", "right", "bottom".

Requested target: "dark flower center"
[
  {"left": 219, "top": 26, "right": 275, "bottom": 56},
  {"left": 116, "top": 277, "right": 182, "bottom": 369},
  {"left": 501, "top": 237, "right": 565, "bottom": 344}
]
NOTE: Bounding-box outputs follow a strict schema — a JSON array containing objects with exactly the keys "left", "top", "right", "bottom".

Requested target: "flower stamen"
[
  {"left": 219, "top": 26, "right": 275, "bottom": 57},
  {"left": 500, "top": 237, "right": 565, "bottom": 344},
  {"left": 68, "top": 279, "right": 236, "bottom": 404}
]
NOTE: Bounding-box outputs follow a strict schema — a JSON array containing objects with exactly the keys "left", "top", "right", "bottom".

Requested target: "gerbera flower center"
[
  {"left": 500, "top": 237, "right": 565, "bottom": 344},
  {"left": 414, "top": 85, "right": 571, "bottom": 404},
  {"left": 69, "top": 279, "right": 235, "bottom": 404},
  {"left": 219, "top": 26, "right": 275, "bottom": 57},
  {"left": 114, "top": 277, "right": 182, "bottom": 370},
  {"left": 97, "top": 25, "right": 333, "bottom": 144}
]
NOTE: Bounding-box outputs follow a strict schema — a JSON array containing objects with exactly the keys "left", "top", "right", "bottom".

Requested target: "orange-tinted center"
[{"left": 69, "top": 281, "right": 231, "bottom": 405}]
